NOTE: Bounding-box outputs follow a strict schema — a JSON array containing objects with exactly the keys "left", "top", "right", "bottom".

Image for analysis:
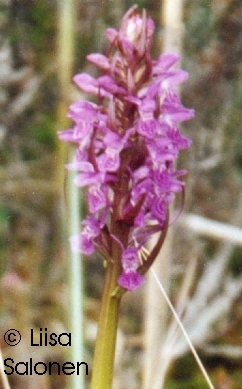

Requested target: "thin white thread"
[{"left": 151, "top": 267, "right": 215, "bottom": 389}]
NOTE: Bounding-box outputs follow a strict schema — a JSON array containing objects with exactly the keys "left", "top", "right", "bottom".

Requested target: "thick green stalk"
[
  {"left": 90, "top": 256, "right": 122, "bottom": 389},
  {"left": 90, "top": 152, "right": 130, "bottom": 389}
]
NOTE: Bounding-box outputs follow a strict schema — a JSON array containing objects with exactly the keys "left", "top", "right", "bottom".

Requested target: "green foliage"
[
  {"left": 76, "top": 32, "right": 96, "bottom": 68},
  {"left": 233, "top": 371, "right": 242, "bottom": 389},
  {"left": 167, "top": 355, "right": 211, "bottom": 389},
  {"left": 28, "top": 113, "right": 56, "bottom": 150},
  {"left": 184, "top": 0, "right": 214, "bottom": 55},
  {"left": 229, "top": 246, "right": 242, "bottom": 277},
  {"left": 0, "top": 203, "right": 10, "bottom": 243},
  {"left": 127, "top": 0, "right": 149, "bottom": 8},
  {"left": 0, "top": 203, "right": 10, "bottom": 274},
  {"left": 28, "top": 2, "right": 55, "bottom": 54}
]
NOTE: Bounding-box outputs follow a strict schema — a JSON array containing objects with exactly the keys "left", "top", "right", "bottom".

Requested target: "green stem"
[
  {"left": 91, "top": 161, "right": 130, "bottom": 389},
  {"left": 90, "top": 257, "right": 122, "bottom": 389}
]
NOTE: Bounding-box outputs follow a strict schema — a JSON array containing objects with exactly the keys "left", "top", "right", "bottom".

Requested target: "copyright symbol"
[{"left": 4, "top": 329, "right": 21, "bottom": 346}]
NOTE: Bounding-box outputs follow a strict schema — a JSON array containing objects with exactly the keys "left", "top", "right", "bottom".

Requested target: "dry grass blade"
[
  {"left": 180, "top": 213, "right": 242, "bottom": 247},
  {"left": 151, "top": 268, "right": 215, "bottom": 389},
  {"left": 156, "top": 254, "right": 198, "bottom": 380},
  {"left": 0, "top": 349, "right": 11, "bottom": 389}
]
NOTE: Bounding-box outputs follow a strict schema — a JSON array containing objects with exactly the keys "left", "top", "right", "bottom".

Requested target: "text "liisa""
[{"left": 31, "top": 328, "right": 71, "bottom": 347}]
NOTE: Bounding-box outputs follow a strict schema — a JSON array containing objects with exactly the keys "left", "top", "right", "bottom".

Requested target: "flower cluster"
[{"left": 58, "top": 6, "right": 194, "bottom": 291}]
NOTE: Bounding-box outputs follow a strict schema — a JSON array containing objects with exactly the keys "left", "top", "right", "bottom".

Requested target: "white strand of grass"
[
  {"left": 157, "top": 263, "right": 242, "bottom": 371},
  {"left": 150, "top": 198, "right": 242, "bottom": 386},
  {"left": 56, "top": 1, "right": 84, "bottom": 389},
  {"left": 155, "top": 255, "right": 198, "bottom": 380},
  {"left": 174, "top": 296, "right": 235, "bottom": 357},
  {"left": 68, "top": 165, "right": 84, "bottom": 389},
  {"left": 161, "top": 0, "right": 185, "bottom": 53},
  {"left": 0, "top": 349, "right": 11, "bottom": 389},
  {"left": 151, "top": 268, "right": 215, "bottom": 389},
  {"left": 150, "top": 286, "right": 235, "bottom": 385},
  {"left": 166, "top": 255, "right": 198, "bottom": 344},
  {"left": 180, "top": 213, "right": 242, "bottom": 246},
  {"left": 160, "top": 276, "right": 242, "bottom": 363}
]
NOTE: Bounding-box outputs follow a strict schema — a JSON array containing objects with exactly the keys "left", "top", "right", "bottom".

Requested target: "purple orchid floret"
[
  {"left": 58, "top": 5, "right": 194, "bottom": 292},
  {"left": 118, "top": 271, "right": 145, "bottom": 292}
]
